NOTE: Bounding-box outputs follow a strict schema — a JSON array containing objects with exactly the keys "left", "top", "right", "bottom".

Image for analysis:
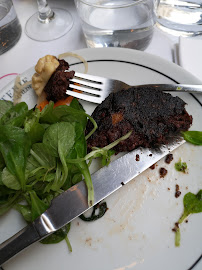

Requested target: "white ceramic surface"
[{"left": 0, "top": 48, "right": 202, "bottom": 270}]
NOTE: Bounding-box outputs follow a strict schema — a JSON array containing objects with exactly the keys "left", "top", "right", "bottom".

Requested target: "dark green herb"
[
  {"left": 24, "top": 108, "right": 45, "bottom": 144},
  {"left": 43, "top": 122, "right": 76, "bottom": 190},
  {"left": 29, "top": 190, "right": 49, "bottom": 221},
  {"left": 80, "top": 202, "right": 108, "bottom": 222},
  {"left": 30, "top": 143, "right": 56, "bottom": 169},
  {"left": 0, "top": 98, "right": 129, "bottom": 249},
  {"left": 175, "top": 159, "right": 187, "bottom": 173},
  {"left": 1, "top": 167, "right": 21, "bottom": 190},
  {"left": 0, "top": 191, "right": 22, "bottom": 216},
  {"left": 39, "top": 101, "right": 59, "bottom": 124},
  {"left": 40, "top": 223, "right": 71, "bottom": 247},
  {"left": 0, "top": 102, "right": 28, "bottom": 127},
  {"left": 182, "top": 131, "right": 202, "bottom": 145},
  {"left": 0, "top": 100, "right": 13, "bottom": 119},
  {"left": 174, "top": 190, "right": 202, "bottom": 246},
  {"left": 14, "top": 204, "right": 32, "bottom": 222},
  {"left": 0, "top": 125, "right": 31, "bottom": 190}
]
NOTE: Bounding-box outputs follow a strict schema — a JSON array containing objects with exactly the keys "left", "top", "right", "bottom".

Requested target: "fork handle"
[{"left": 134, "top": 84, "right": 202, "bottom": 94}]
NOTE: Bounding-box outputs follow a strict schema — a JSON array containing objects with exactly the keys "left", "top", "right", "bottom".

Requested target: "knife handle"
[{"left": 0, "top": 224, "right": 40, "bottom": 266}]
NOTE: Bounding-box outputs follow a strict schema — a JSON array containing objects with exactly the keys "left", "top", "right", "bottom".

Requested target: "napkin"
[{"left": 178, "top": 36, "right": 202, "bottom": 82}]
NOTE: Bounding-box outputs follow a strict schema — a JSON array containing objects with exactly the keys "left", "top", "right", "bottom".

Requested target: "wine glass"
[{"left": 25, "top": 0, "right": 73, "bottom": 41}]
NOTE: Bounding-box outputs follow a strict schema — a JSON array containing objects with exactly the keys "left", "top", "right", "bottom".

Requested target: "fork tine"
[
  {"left": 70, "top": 78, "right": 102, "bottom": 90},
  {"left": 69, "top": 83, "right": 101, "bottom": 95},
  {"left": 74, "top": 72, "right": 105, "bottom": 83},
  {"left": 66, "top": 90, "right": 102, "bottom": 104}
]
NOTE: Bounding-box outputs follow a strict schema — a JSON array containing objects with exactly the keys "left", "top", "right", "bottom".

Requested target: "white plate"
[{"left": 0, "top": 48, "right": 202, "bottom": 270}]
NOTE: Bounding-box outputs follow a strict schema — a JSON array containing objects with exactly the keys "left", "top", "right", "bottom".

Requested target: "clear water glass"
[
  {"left": 25, "top": 0, "right": 73, "bottom": 42},
  {"left": 0, "top": 0, "right": 21, "bottom": 55},
  {"left": 75, "top": 0, "right": 156, "bottom": 51},
  {"left": 156, "top": 0, "right": 202, "bottom": 36}
]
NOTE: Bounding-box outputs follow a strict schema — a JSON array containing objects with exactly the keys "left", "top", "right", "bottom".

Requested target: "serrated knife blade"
[{"left": 0, "top": 137, "right": 184, "bottom": 265}]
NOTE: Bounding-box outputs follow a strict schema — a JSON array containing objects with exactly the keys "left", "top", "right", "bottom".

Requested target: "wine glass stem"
[{"left": 37, "top": 0, "right": 55, "bottom": 23}]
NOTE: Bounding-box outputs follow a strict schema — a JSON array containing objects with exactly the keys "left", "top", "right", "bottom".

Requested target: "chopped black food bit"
[
  {"left": 172, "top": 222, "right": 179, "bottom": 232},
  {"left": 165, "top": 154, "right": 173, "bottom": 164},
  {"left": 150, "top": 163, "right": 156, "bottom": 170},
  {"left": 159, "top": 167, "right": 168, "bottom": 178},
  {"left": 44, "top": 59, "right": 75, "bottom": 102},
  {"left": 175, "top": 184, "right": 181, "bottom": 198}
]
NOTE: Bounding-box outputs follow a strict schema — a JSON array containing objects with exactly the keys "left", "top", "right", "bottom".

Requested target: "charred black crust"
[
  {"left": 44, "top": 59, "right": 75, "bottom": 102},
  {"left": 86, "top": 87, "right": 192, "bottom": 153}
]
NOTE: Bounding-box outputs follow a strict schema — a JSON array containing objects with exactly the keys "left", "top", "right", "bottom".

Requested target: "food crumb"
[
  {"left": 150, "top": 163, "right": 156, "bottom": 170},
  {"left": 167, "top": 188, "right": 170, "bottom": 191},
  {"left": 165, "top": 154, "right": 173, "bottom": 164},
  {"left": 172, "top": 222, "right": 179, "bottom": 232},
  {"left": 175, "top": 184, "right": 181, "bottom": 198},
  {"left": 136, "top": 154, "right": 140, "bottom": 161},
  {"left": 159, "top": 167, "right": 167, "bottom": 178},
  {"left": 85, "top": 237, "right": 92, "bottom": 247}
]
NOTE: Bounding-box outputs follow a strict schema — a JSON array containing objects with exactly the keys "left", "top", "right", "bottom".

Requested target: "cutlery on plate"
[
  {"left": 0, "top": 135, "right": 184, "bottom": 266},
  {"left": 66, "top": 72, "right": 202, "bottom": 104}
]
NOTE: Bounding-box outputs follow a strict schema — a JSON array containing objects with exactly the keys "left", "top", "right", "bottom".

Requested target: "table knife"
[{"left": 0, "top": 136, "right": 184, "bottom": 266}]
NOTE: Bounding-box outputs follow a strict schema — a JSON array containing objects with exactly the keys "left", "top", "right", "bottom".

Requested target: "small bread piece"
[{"left": 32, "top": 55, "right": 59, "bottom": 96}]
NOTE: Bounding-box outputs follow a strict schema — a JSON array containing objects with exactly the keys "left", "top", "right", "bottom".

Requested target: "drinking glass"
[
  {"left": 0, "top": 0, "right": 21, "bottom": 55},
  {"left": 74, "top": 0, "right": 156, "bottom": 50},
  {"left": 25, "top": 0, "right": 73, "bottom": 41},
  {"left": 156, "top": 0, "right": 202, "bottom": 36}
]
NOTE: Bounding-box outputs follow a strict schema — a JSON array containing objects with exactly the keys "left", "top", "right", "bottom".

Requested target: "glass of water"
[
  {"left": 74, "top": 0, "right": 156, "bottom": 50},
  {"left": 156, "top": 0, "right": 202, "bottom": 36},
  {"left": 0, "top": 0, "right": 21, "bottom": 55}
]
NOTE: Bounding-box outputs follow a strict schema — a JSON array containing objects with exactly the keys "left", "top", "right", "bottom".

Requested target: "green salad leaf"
[
  {"left": 182, "top": 131, "right": 202, "bottom": 145},
  {"left": 40, "top": 223, "right": 72, "bottom": 252},
  {"left": 14, "top": 204, "right": 32, "bottom": 222},
  {"left": 29, "top": 190, "right": 49, "bottom": 221},
  {"left": 43, "top": 122, "right": 76, "bottom": 190},
  {"left": 174, "top": 190, "right": 202, "bottom": 246},
  {"left": 30, "top": 143, "right": 56, "bottom": 169},
  {"left": 80, "top": 202, "right": 108, "bottom": 222},
  {"left": 0, "top": 100, "right": 13, "bottom": 119},
  {"left": 0, "top": 98, "right": 131, "bottom": 248},
  {"left": 39, "top": 101, "right": 59, "bottom": 124},
  {"left": 0, "top": 102, "right": 28, "bottom": 127},
  {"left": 0, "top": 125, "right": 31, "bottom": 190},
  {"left": 175, "top": 159, "right": 187, "bottom": 173},
  {"left": 24, "top": 108, "right": 45, "bottom": 144},
  {"left": 2, "top": 167, "right": 21, "bottom": 190}
]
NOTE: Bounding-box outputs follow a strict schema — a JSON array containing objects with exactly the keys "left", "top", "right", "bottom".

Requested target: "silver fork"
[{"left": 66, "top": 72, "right": 202, "bottom": 104}]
